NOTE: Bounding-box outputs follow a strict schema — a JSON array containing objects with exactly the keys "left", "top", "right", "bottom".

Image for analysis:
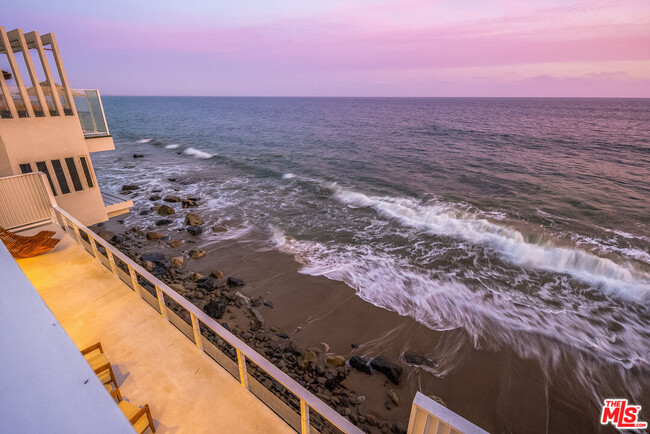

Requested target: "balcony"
[{"left": 73, "top": 89, "right": 115, "bottom": 152}]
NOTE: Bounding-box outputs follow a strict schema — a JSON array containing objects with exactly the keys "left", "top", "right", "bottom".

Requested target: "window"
[
  {"left": 50, "top": 159, "right": 70, "bottom": 194},
  {"left": 19, "top": 163, "right": 33, "bottom": 174},
  {"left": 36, "top": 161, "right": 57, "bottom": 196},
  {"left": 65, "top": 157, "right": 83, "bottom": 191},
  {"left": 79, "top": 156, "right": 94, "bottom": 188}
]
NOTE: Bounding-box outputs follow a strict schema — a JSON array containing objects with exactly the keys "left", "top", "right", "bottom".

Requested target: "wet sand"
[{"left": 96, "top": 212, "right": 648, "bottom": 434}]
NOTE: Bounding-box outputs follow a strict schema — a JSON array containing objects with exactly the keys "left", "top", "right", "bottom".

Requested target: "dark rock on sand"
[
  {"left": 227, "top": 277, "right": 245, "bottom": 287},
  {"left": 98, "top": 229, "right": 115, "bottom": 242},
  {"left": 164, "top": 196, "right": 181, "bottom": 203},
  {"left": 110, "top": 234, "right": 125, "bottom": 244},
  {"left": 404, "top": 353, "right": 436, "bottom": 368},
  {"left": 186, "top": 226, "right": 203, "bottom": 236},
  {"left": 133, "top": 154, "right": 144, "bottom": 158},
  {"left": 349, "top": 356, "right": 372, "bottom": 375},
  {"left": 204, "top": 300, "right": 227, "bottom": 319},
  {"left": 142, "top": 252, "right": 165, "bottom": 262},
  {"left": 220, "top": 322, "right": 232, "bottom": 332},
  {"left": 369, "top": 356, "right": 403, "bottom": 385},
  {"left": 188, "top": 248, "right": 206, "bottom": 259},
  {"left": 139, "top": 210, "right": 151, "bottom": 216},
  {"left": 149, "top": 195, "right": 161, "bottom": 201},
  {"left": 157, "top": 204, "right": 175, "bottom": 216},
  {"left": 212, "top": 226, "right": 227, "bottom": 233},
  {"left": 263, "top": 300, "right": 274, "bottom": 308},
  {"left": 121, "top": 184, "right": 139, "bottom": 191},
  {"left": 146, "top": 231, "right": 164, "bottom": 241},
  {"left": 182, "top": 199, "right": 198, "bottom": 208},
  {"left": 276, "top": 333, "right": 289, "bottom": 339},
  {"left": 156, "top": 219, "right": 173, "bottom": 226},
  {"left": 196, "top": 277, "right": 218, "bottom": 291},
  {"left": 184, "top": 213, "right": 203, "bottom": 226}
]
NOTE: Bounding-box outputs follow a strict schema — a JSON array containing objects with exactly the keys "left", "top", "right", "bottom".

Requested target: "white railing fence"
[
  {"left": 407, "top": 392, "right": 488, "bottom": 434},
  {"left": 0, "top": 172, "right": 56, "bottom": 231}
]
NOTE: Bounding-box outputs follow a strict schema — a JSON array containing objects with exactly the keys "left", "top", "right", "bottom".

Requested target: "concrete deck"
[{"left": 17, "top": 225, "right": 294, "bottom": 434}]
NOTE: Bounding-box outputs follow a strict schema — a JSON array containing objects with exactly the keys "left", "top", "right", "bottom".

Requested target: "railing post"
[
  {"left": 155, "top": 285, "right": 168, "bottom": 320},
  {"left": 190, "top": 313, "right": 203, "bottom": 350},
  {"left": 107, "top": 251, "right": 119, "bottom": 275},
  {"left": 300, "top": 398, "right": 310, "bottom": 434},
  {"left": 71, "top": 223, "right": 82, "bottom": 244},
  {"left": 128, "top": 265, "right": 143, "bottom": 297},
  {"left": 89, "top": 237, "right": 102, "bottom": 262},
  {"left": 236, "top": 349, "right": 249, "bottom": 389}
]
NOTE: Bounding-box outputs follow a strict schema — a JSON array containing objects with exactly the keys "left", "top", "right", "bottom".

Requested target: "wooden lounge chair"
[
  {"left": 0, "top": 226, "right": 59, "bottom": 258},
  {"left": 81, "top": 342, "right": 121, "bottom": 401},
  {"left": 118, "top": 401, "right": 156, "bottom": 433}
]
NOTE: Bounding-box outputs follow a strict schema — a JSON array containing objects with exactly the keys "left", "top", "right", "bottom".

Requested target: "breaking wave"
[
  {"left": 137, "top": 138, "right": 153, "bottom": 143},
  {"left": 184, "top": 147, "right": 215, "bottom": 159},
  {"left": 165, "top": 144, "right": 181, "bottom": 150}
]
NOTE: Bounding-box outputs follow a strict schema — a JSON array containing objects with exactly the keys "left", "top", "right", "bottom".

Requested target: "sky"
[{"left": 4, "top": 0, "right": 650, "bottom": 97}]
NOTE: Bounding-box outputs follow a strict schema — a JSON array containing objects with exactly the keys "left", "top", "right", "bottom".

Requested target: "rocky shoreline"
[{"left": 92, "top": 184, "right": 440, "bottom": 434}]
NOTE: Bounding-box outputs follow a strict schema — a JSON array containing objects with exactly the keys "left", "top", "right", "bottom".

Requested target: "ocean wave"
[
  {"left": 165, "top": 144, "right": 181, "bottom": 150},
  {"left": 282, "top": 173, "right": 296, "bottom": 180},
  {"left": 330, "top": 186, "right": 650, "bottom": 302},
  {"left": 184, "top": 147, "right": 215, "bottom": 159},
  {"left": 137, "top": 138, "right": 153, "bottom": 143}
]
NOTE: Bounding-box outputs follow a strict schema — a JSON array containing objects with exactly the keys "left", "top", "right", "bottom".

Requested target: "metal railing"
[
  {"left": 51, "top": 204, "right": 361, "bottom": 434},
  {"left": 73, "top": 89, "right": 109, "bottom": 137},
  {"left": 407, "top": 392, "right": 488, "bottom": 434},
  {"left": 0, "top": 173, "right": 56, "bottom": 231}
]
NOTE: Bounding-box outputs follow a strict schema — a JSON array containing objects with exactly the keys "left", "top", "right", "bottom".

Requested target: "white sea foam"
[
  {"left": 137, "top": 138, "right": 153, "bottom": 143},
  {"left": 165, "top": 144, "right": 180, "bottom": 149},
  {"left": 184, "top": 147, "right": 215, "bottom": 159},
  {"left": 330, "top": 186, "right": 650, "bottom": 302},
  {"left": 282, "top": 173, "right": 296, "bottom": 180}
]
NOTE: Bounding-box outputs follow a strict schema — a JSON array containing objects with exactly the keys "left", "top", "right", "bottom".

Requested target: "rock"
[
  {"left": 188, "top": 249, "right": 206, "bottom": 259},
  {"left": 97, "top": 229, "right": 115, "bottom": 242},
  {"left": 366, "top": 415, "right": 378, "bottom": 426},
  {"left": 139, "top": 210, "right": 151, "bottom": 216},
  {"left": 110, "top": 234, "right": 125, "bottom": 244},
  {"left": 166, "top": 239, "right": 183, "bottom": 248},
  {"left": 146, "top": 231, "right": 164, "bottom": 241},
  {"left": 170, "top": 256, "right": 184, "bottom": 268},
  {"left": 298, "top": 351, "right": 318, "bottom": 370},
  {"left": 141, "top": 252, "right": 165, "bottom": 262},
  {"left": 182, "top": 199, "right": 198, "bottom": 208},
  {"left": 227, "top": 277, "right": 245, "bottom": 287},
  {"left": 163, "top": 196, "right": 181, "bottom": 203},
  {"left": 404, "top": 353, "right": 436, "bottom": 368},
  {"left": 349, "top": 356, "right": 372, "bottom": 375},
  {"left": 204, "top": 300, "right": 227, "bottom": 319},
  {"left": 387, "top": 389, "right": 399, "bottom": 406},
  {"left": 196, "top": 277, "right": 218, "bottom": 291},
  {"left": 249, "top": 308, "right": 264, "bottom": 329},
  {"left": 191, "top": 272, "right": 204, "bottom": 282},
  {"left": 427, "top": 394, "right": 447, "bottom": 407},
  {"left": 369, "top": 357, "right": 403, "bottom": 385},
  {"left": 276, "top": 333, "right": 289, "bottom": 339},
  {"left": 186, "top": 226, "right": 203, "bottom": 236},
  {"left": 212, "top": 226, "right": 227, "bottom": 233},
  {"left": 168, "top": 283, "right": 185, "bottom": 294},
  {"left": 143, "top": 261, "right": 154, "bottom": 271},
  {"left": 149, "top": 195, "right": 160, "bottom": 201},
  {"left": 351, "top": 343, "right": 359, "bottom": 348},
  {"left": 184, "top": 213, "right": 203, "bottom": 226},
  {"left": 121, "top": 184, "right": 139, "bottom": 191},
  {"left": 326, "top": 355, "right": 346, "bottom": 368},
  {"left": 220, "top": 322, "right": 232, "bottom": 332},
  {"left": 393, "top": 421, "right": 408, "bottom": 434},
  {"left": 321, "top": 342, "right": 330, "bottom": 353},
  {"left": 263, "top": 300, "right": 274, "bottom": 308},
  {"left": 133, "top": 154, "right": 144, "bottom": 158},
  {"left": 155, "top": 219, "right": 173, "bottom": 226},
  {"left": 157, "top": 204, "right": 175, "bottom": 216},
  {"left": 209, "top": 270, "right": 224, "bottom": 279},
  {"left": 317, "top": 377, "right": 327, "bottom": 385}
]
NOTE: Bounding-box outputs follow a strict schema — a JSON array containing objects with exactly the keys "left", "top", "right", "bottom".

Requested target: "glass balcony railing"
[{"left": 73, "top": 89, "right": 109, "bottom": 137}]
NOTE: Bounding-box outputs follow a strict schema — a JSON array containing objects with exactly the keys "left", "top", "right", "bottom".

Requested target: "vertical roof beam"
[
  {"left": 0, "top": 26, "right": 35, "bottom": 118},
  {"left": 8, "top": 29, "right": 50, "bottom": 117},
  {"left": 0, "top": 36, "right": 19, "bottom": 119},
  {"left": 24, "top": 31, "right": 63, "bottom": 116},
  {"left": 40, "top": 32, "right": 76, "bottom": 114}
]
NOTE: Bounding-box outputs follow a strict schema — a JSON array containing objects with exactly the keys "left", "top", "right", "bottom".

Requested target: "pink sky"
[{"left": 5, "top": 0, "right": 650, "bottom": 96}]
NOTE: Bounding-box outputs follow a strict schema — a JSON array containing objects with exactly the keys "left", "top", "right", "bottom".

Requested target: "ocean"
[{"left": 93, "top": 97, "right": 649, "bottom": 429}]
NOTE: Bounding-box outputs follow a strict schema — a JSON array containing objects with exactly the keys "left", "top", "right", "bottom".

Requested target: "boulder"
[
  {"left": 212, "top": 226, "right": 227, "bottom": 233},
  {"left": 155, "top": 219, "right": 173, "bottom": 226},
  {"left": 184, "top": 213, "right": 203, "bottom": 226},
  {"left": 149, "top": 195, "right": 161, "bottom": 201},
  {"left": 157, "top": 204, "right": 175, "bottom": 216},
  {"left": 97, "top": 229, "right": 115, "bottom": 242},
  {"left": 188, "top": 248, "right": 206, "bottom": 259},
  {"left": 139, "top": 210, "right": 151, "bottom": 216},
  {"left": 298, "top": 350, "right": 318, "bottom": 370},
  {"left": 276, "top": 333, "right": 289, "bottom": 339},
  {"left": 163, "top": 196, "right": 181, "bottom": 203},
  {"left": 209, "top": 270, "right": 224, "bottom": 279},
  {"left": 227, "top": 277, "right": 245, "bottom": 287},
  {"left": 369, "top": 356, "right": 403, "bottom": 385},
  {"left": 121, "top": 184, "right": 139, "bottom": 191},
  {"left": 404, "top": 353, "right": 436, "bottom": 368},
  {"left": 349, "top": 356, "right": 372, "bottom": 375},
  {"left": 141, "top": 252, "right": 165, "bottom": 262},
  {"left": 110, "top": 234, "right": 125, "bottom": 244},
  {"left": 146, "top": 232, "right": 164, "bottom": 241},
  {"left": 187, "top": 226, "right": 203, "bottom": 236},
  {"left": 203, "top": 300, "right": 227, "bottom": 319},
  {"left": 143, "top": 261, "right": 154, "bottom": 271},
  {"left": 196, "top": 277, "right": 217, "bottom": 291},
  {"left": 168, "top": 283, "right": 185, "bottom": 295},
  {"left": 170, "top": 256, "right": 184, "bottom": 268},
  {"left": 166, "top": 239, "right": 183, "bottom": 248},
  {"left": 182, "top": 199, "right": 198, "bottom": 208},
  {"left": 326, "top": 355, "right": 346, "bottom": 368},
  {"left": 387, "top": 389, "right": 399, "bottom": 406},
  {"left": 133, "top": 154, "right": 144, "bottom": 158},
  {"left": 190, "top": 272, "right": 204, "bottom": 282}
]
